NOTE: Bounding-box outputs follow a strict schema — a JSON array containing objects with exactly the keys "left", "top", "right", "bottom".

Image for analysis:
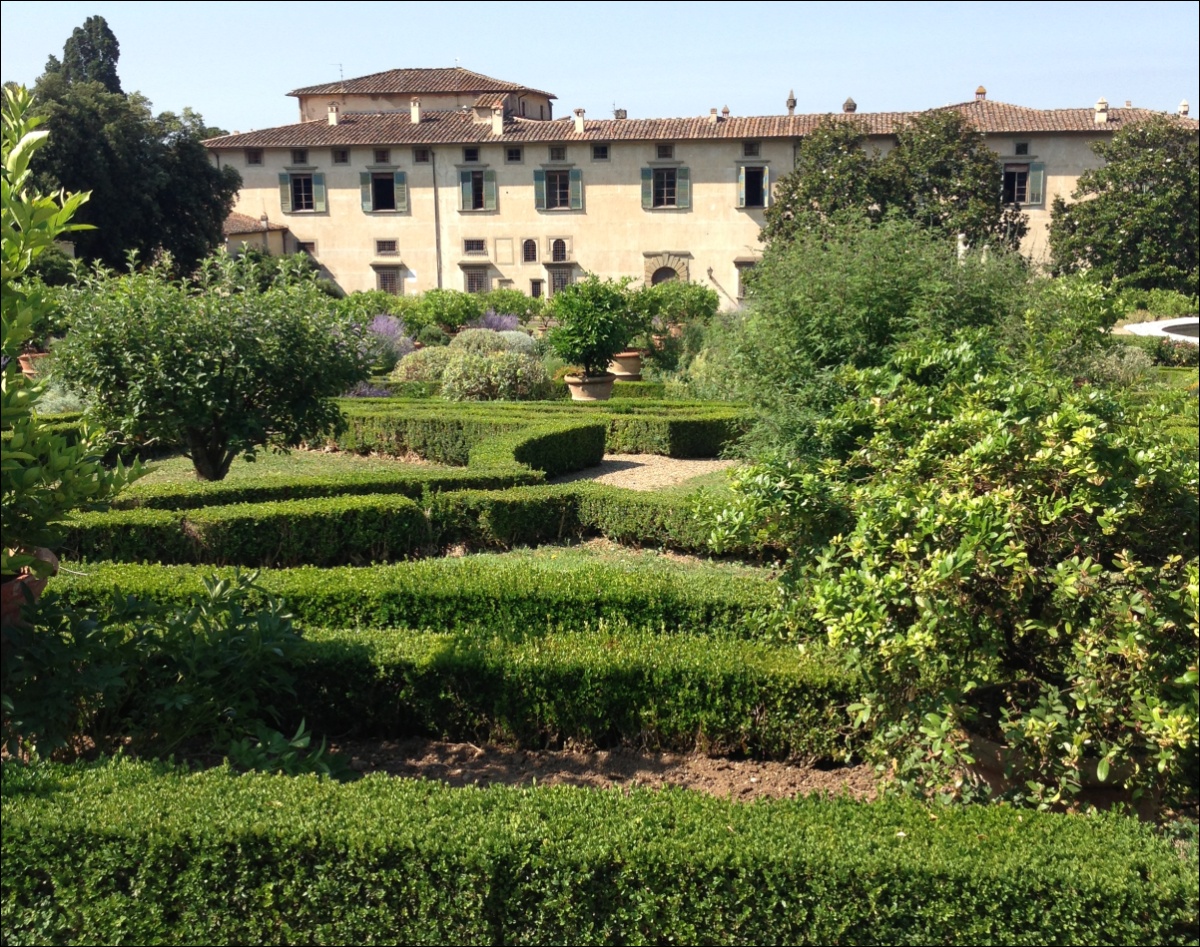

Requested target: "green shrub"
[
  {"left": 5, "top": 761, "right": 1196, "bottom": 946},
  {"left": 54, "top": 558, "right": 776, "bottom": 638},
  {"left": 416, "top": 324, "right": 451, "bottom": 346},
  {"left": 53, "top": 254, "right": 371, "bottom": 480},
  {"left": 417, "top": 288, "right": 484, "bottom": 331},
  {"left": 548, "top": 273, "right": 638, "bottom": 377},
  {"left": 391, "top": 346, "right": 454, "bottom": 382},
  {"left": 1152, "top": 336, "right": 1200, "bottom": 367},
  {"left": 440, "top": 350, "right": 549, "bottom": 401},
  {"left": 481, "top": 286, "right": 543, "bottom": 321}
]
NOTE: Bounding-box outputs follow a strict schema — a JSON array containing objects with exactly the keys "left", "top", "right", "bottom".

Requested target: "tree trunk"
[{"left": 185, "top": 430, "right": 233, "bottom": 481}]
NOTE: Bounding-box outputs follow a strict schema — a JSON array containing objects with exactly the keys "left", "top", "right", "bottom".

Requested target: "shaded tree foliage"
[
  {"left": 30, "top": 18, "right": 240, "bottom": 274},
  {"left": 42, "top": 15, "right": 121, "bottom": 94},
  {"left": 1050, "top": 115, "right": 1199, "bottom": 296},
  {"left": 764, "top": 111, "right": 1027, "bottom": 251}
]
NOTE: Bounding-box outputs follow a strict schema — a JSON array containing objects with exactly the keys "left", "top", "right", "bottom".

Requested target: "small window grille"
[
  {"left": 464, "top": 239, "right": 487, "bottom": 255},
  {"left": 375, "top": 239, "right": 398, "bottom": 255}
]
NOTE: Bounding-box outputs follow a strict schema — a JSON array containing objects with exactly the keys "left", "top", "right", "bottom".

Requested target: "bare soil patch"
[
  {"left": 334, "top": 737, "right": 877, "bottom": 801},
  {"left": 549, "top": 453, "right": 737, "bottom": 491}
]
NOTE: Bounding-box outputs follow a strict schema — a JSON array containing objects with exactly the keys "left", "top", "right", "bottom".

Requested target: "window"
[
  {"left": 656, "top": 143, "right": 675, "bottom": 160},
  {"left": 360, "top": 171, "right": 408, "bottom": 212},
  {"left": 459, "top": 169, "right": 497, "bottom": 211},
  {"left": 376, "top": 267, "right": 402, "bottom": 295},
  {"left": 522, "top": 239, "right": 538, "bottom": 263},
  {"left": 375, "top": 239, "right": 398, "bottom": 255},
  {"left": 530, "top": 279, "right": 543, "bottom": 298},
  {"left": 464, "top": 238, "right": 487, "bottom": 255},
  {"left": 738, "top": 165, "right": 769, "bottom": 208},
  {"left": 245, "top": 148, "right": 263, "bottom": 166},
  {"left": 279, "top": 172, "right": 326, "bottom": 213},
  {"left": 506, "top": 146, "right": 523, "bottom": 163},
  {"left": 374, "top": 148, "right": 391, "bottom": 165},
  {"left": 413, "top": 147, "right": 431, "bottom": 163},
  {"left": 551, "top": 238, "right": 568, "bottom": 262},
  {"left": 291, "top": 149, "right": 309, "bottom": 166},
  {"left": 332, "top": 148, "right": 350, "bottom": 165},
  {"left": 297, "top": 241, "right": 316, "bottom": 255},
  {"left": 534, "top": 168, "right": 583, "bottom": 210},
  {"left": 641, "top": 167, "right": 691, "bottom": 209},
  {"left": 591, "top": 144, "right": 609, "bottom": 161},
  {"left": 550, "top": 269, "right": 572, "bottom": 295},
  {"left": 464, "top": 267, "right": 490, "bottom": 294},
  {"left": 1015, "top": 142, "right": 1030, "bottom": 156},
  {"left": 735, "top": 261, "right": 756, "bottom": 300},
  {"left": 1002, "top": 162, "right": 1044, "bottom": 205},
  {"left": 742, "top": 141, "right": 761, "bottom": 158},
  {"left": 549, "top": 145, "right": 567, "bottom": 162},
  {"left": 463, "top": 146, "right": 480, "bottom": 163}
]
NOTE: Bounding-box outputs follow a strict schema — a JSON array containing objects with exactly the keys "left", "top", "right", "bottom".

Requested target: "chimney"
[
  {"left": 709, "top": 107, "right": 719, "bottom": 124},
  {"left": 721, "top": 105, "right": 730, "bottom": 119},
  {"left": 1124, "top": 100, "right": 1132, "bottom": 108},
  {"left": 613, "top": 107, "right": 627, "bottom": 120},
  {"left": 573, "top": 108, "right": 585, "bottom": 134},
  {"left": 843, "top": 97, "right": 857, "bottom": 114},
  {"left": 492, "top": 107, "right": 504, "bottom": 136},
  {"left": 327, "top": 103, "right": 340, "bottom": 126},
  {"left": 1180, "top": 100, "right": 1190, "bottom": 117},
  {"left": 975, "top": 85, "right": 987, "bottom": 101},
  {"left": 1095, "top": 97, "right": 1109, "bottom": 124},
  {"left": 786, "top": 89, "right": 797, "bottom": 116},
  {"left": 410, "top": 97, "right": 422, "bottom": 124}
]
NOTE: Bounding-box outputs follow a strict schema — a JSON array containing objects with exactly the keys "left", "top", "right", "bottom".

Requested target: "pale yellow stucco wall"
[{"left": 212, "top": 127, "right": 1110, "bottom": 307}]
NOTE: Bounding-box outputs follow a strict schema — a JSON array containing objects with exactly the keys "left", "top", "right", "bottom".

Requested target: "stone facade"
[{"left": 204, "top": 69, "right": 1195, "bottom": 306}]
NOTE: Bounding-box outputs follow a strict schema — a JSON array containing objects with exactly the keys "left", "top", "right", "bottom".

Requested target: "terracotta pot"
[
  {"left": 1, "top": 548, "right": 59, "bottom": 628},
  {"left": 563, "top": 373, "right": 616, "bottom": 402},
  {"left": 607, "top": 350, "right": 643, "bottom": 381},
  {"left": 17, "top": 352, "right": 49, "bottom": 378}
]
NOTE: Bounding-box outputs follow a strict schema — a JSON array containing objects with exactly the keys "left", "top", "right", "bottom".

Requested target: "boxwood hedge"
[{"left": 4, "top": 761, "right": 1195, "bottom": 946}]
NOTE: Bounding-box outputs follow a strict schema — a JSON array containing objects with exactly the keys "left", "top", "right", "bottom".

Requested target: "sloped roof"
[
  {"left": 222, "top": 212, "right": 287, "bottom": 235},
  {"left": 205, "top": 100, "right": 1197, "bottom": 150},
  {"left": 289, "top": 66, "right": 555, "bottom": 100}
]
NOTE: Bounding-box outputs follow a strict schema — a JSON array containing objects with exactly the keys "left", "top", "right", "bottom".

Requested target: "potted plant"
[
  {"left": 547, "top": 274, "right": 635, "bottom": 401},
  {"left": 2, "top": 86, "right": 139, "bottom": 626}
]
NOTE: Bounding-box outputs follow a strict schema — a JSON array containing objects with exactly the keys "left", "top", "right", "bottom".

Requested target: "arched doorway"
[{"left": 651, "top": 266, "right": 678, "bottom": 285}]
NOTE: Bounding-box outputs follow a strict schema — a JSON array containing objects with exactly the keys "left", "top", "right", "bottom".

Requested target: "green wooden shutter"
[
  {"left": 676, "top": 167, "right": 690, "bottom": 209},
  {"left": 460, "top": 170, "right": 472, "bottom": 210},
  {"left": 360, "top": 172, "right": 373, "bottom": 212},
  {"left": 533, "top": 169, "right": 546, "bottom": 209},
  {"left": 641, "top": 167, "right": 653, "bottom": 209},
  {"left": 312, "top": 173, "right": 327, "bottom": 213},
  {"left": 762, "top": 165, "right": 770, "bottom": 208},
  {"left": 394, "top": 171, "right": 408, "bottom": 212},
  {"left": 1028, "top": 163, "right": 1044, "bottom": 204},
  {"left": 483, "top": 169, "right": 497, "bottom": 211},
  {"left": 737, "top": 166, "right": 746, "bottom": 208},
  {"left": 569, "top": 168, "right": 582, "bottom": 210},
  {"left": 279, "top": 173, "right": 292, "bottom": 213}
]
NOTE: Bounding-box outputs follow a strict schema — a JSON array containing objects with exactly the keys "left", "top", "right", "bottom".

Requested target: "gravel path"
[{"left": 548, "top": 453, "right": 737, "bottom": 491}]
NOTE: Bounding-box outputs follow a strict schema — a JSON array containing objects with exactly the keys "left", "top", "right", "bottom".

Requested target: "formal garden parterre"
[{"left": 4, "top": 83, "right": 1200, "bottom": 944}]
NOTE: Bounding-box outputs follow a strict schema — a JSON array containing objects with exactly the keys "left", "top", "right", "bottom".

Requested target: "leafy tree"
[
  {"left": 1050, "top": 115, "right": 1199, "bottom": 295},
  {"left": 53, "top": 254, "right": 372, "bottom": 481},
  {"left": 548, "top": 274, "right": 636, "bottom": 377},
  {"left": 2, "top": 86, "right": 139, "bottom": 579},
  {"left": 763, "top": 111, "right": 1027, "bottom": 251},
  {"left": 881, "top": 110, "right": 1028, "bottom": 251},
  {"left": 42, "top": 15, "right": 121, "bottom": 94},
  {"left": 761, "top": 118, "right": 883, "bottom": 245},
  {"left": 30, "top": 20, "right": 241, "bottom": 273}
]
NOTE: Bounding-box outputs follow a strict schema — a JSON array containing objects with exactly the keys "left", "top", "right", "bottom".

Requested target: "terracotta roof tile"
[
  {"left": 205, "top": 100, "right": 1197, "bottom": 151},
  {"left": 289, "top": 66, "right": 554, "bottom": 100},
  {"left": 223, "top": 212, "right": 287, "bottom": 235}
]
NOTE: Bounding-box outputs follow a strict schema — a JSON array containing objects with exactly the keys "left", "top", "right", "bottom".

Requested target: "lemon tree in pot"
[
  {"left": 2, "top": 86, "right": 139, "bottom": 626},
  {"left": 547, "top": 274, "right": 635, "bottom": 401}
]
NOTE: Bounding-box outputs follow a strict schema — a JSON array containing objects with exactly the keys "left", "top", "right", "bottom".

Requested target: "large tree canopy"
[
  {"left": 30, "top": 17, "right": 240, "bottom": 274},
  {"left": 763, "top": 112, "right": 1027, "bottom": 251},
  {"left": 1049, "top": 115, "right": 1199, "bottom": 295}
]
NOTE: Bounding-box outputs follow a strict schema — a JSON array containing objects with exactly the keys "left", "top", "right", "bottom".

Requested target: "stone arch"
[
  {"left": 651, "top": 266, "right": 678, "bottom": 285},
  {"left": 642, "top": 251, "right": 690, "bottom": 286}
]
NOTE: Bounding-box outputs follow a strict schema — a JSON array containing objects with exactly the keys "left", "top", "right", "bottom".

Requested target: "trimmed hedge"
[
  {"left": 63, "top": 495, "right": 429, "bottom": 567},
  {"left": 65, "top": 477, "right": 748, "bottom": 564},
  {"left": 295, "top": 625, "right": 851, "bottom": 755},
  {"left": 53, "top": 558, "right": 776, "bottom": 635},
  {"left": 4, "top": 761, "right": 1196, "bottom": 946}
]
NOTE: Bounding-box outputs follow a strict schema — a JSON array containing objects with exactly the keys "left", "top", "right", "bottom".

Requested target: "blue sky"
[{"left": 3, "top": 1, "right": 1197, "bottom": 133}]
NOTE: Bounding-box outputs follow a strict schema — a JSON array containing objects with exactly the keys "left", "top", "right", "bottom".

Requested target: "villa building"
[{"left": 204, "top": 67, "right": 1194, "bottom": 307}]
